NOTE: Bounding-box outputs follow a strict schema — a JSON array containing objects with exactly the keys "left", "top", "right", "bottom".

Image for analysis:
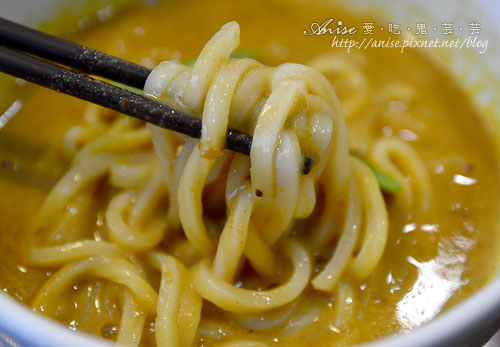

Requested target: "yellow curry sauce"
[{"left": 0, "top": 0, "right": 499, "bottom": 345}]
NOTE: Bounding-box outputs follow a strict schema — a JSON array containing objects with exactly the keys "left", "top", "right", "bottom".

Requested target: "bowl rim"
[
  {"left": 0, "top": 292, "right": 111, "bottom": 347},
  {"left": 365, "top": 274, "right": 500, "bottom": 347},
  {"left": 1, "top": 273, "right": 500, "bottom": 347}
]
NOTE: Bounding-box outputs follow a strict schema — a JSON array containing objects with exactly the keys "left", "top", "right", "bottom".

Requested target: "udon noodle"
[{"left": 24, "top": 22, "right": 431, "bottom": 346}]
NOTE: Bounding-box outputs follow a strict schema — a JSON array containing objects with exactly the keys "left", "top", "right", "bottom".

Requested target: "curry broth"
[{"left": 0, "top": 0, "right": 499, "bottom": 345}]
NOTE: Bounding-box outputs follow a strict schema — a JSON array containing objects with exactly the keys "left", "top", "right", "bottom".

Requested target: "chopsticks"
[
  {"left": 0, "top": 17, "right": 313, "bottom": 174},
  {"left": 0, "top": 17, "right": 150, "bottom": 89}
]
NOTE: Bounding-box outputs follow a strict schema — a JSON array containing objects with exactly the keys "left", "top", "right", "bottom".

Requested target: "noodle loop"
[{"left": 25, "top": 21, "right": 433, "bottom": 346}]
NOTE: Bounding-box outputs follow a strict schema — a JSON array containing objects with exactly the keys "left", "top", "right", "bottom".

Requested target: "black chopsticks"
[
  {"left": 0, "top": 17, "right": 150, "bottom": 89},
  {"left": 0, "top": 45, "right": 255, "bottom": 154},
  {"left": 0, "top": 17, "right": 313, "bottom": 174}
]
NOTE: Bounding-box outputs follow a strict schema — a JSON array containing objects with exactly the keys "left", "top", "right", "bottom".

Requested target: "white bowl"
[{"left": 0, "top": 0, "right": 499, "bottom": 346}]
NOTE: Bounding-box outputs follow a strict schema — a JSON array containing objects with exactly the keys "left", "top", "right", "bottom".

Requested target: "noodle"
[
  {"left": 369, "top": 137, "right": 431, "bottom": 213},
  {"left": 23, "top": 21, "right": 434, "bottom": 346},
  {"left": 308, "top": 53, "right": 369, "bottom": 119}
]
